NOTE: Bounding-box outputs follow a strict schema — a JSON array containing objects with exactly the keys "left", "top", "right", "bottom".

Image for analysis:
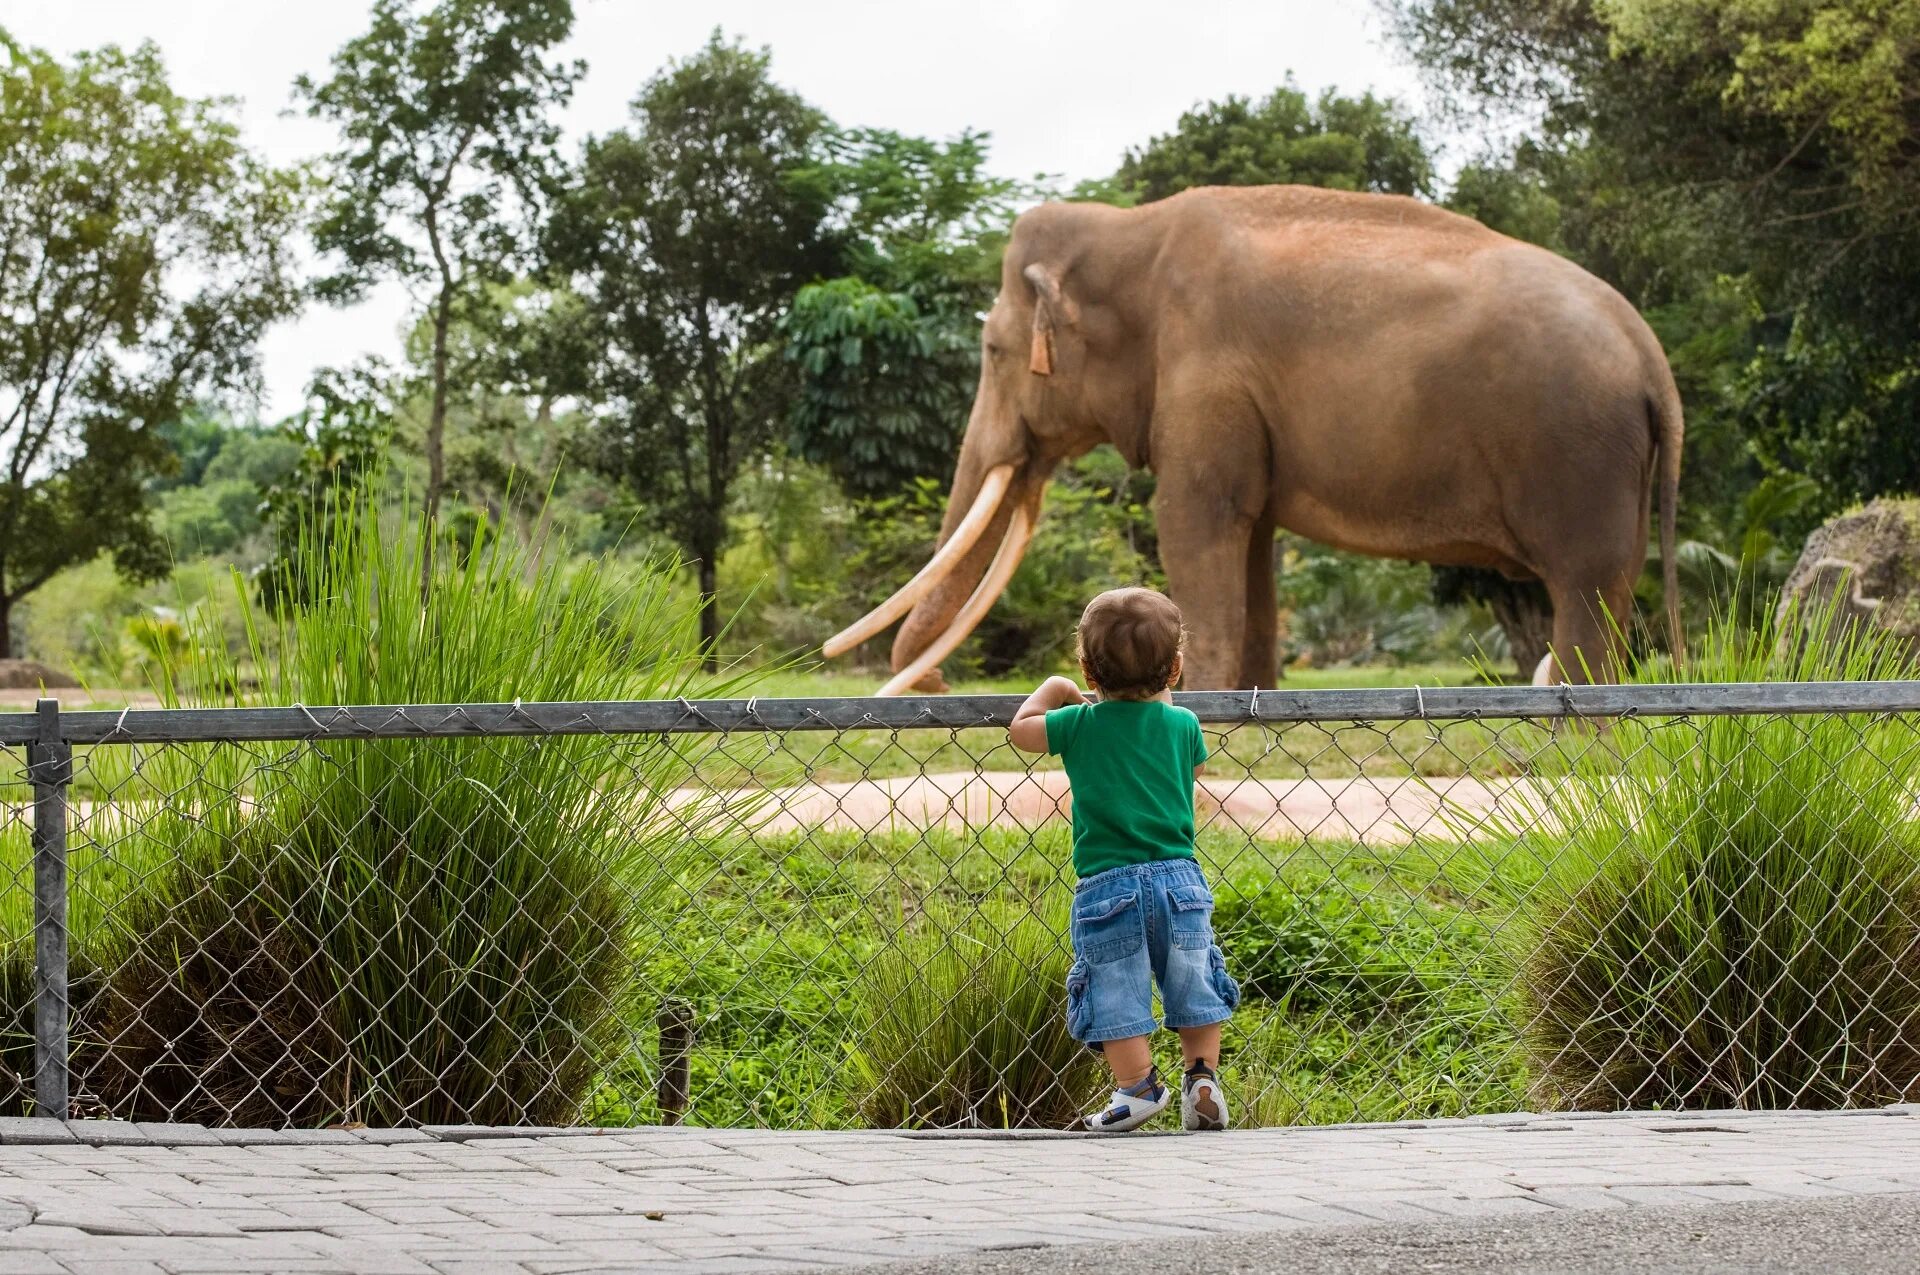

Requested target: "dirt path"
[{"left": 680, "top": 771, "right": 1533, "bottom": 844}]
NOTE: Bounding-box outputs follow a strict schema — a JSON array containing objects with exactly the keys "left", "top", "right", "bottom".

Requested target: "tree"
[
  {"left": 1113, "top": 81, "right": 1434, "bottom": 202},
  {"left": 298, "top": 0, "right": 580, "bottom": 529},
  {"left": 257, "top": 363, "right": 396, "bottom": 608},
  {"left": 402, "top": 278, "right": 595, "bottom": 537},
  {"left": 783, "top": 129, "right": 1022, "bottom": 497},
  {"left": 0, "top": 31, "right": 303, "bottom": 658},
  {"left": 547, "top": 32, "right": 837, "bottom": 663}
]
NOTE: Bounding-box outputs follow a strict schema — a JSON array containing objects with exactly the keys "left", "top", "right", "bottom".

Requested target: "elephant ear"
[{"left": 1023, "top": 262, "right": 1067, "bottom": 376}]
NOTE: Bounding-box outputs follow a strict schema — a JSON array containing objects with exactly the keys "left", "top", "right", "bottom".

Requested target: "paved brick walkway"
[{"left": 0, "top": 1109, "right": 1914, "bottom": 1273}]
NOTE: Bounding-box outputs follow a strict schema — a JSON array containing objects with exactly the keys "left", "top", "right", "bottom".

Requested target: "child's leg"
[
  {"left": 1177, "top": 1023, "right": 1221, "bottom": 1071},
  {"left": 1100, "top": 1035, "right": 1154, "bottom": 1088}
]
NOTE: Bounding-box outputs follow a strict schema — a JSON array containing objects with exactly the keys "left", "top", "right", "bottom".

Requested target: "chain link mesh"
[{"left": 7, "top": 696, "right": 1920, "bottom": 1129}]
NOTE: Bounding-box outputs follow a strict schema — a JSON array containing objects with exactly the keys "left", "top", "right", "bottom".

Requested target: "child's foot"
[
  {"left": 1182, "top": 1062, "right": 1229, "bottom": 1131},
  {"left": 1083, "top": 1066, "right": 1169, "bottom": 1133}
]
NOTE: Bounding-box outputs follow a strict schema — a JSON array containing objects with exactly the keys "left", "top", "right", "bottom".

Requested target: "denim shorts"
[{"left": 1065, "top": 858, "right": 1241, "bottom": 1046}]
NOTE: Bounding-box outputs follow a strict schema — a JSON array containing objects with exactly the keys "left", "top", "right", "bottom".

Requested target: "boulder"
[
  {"left": 1776, "top": 498, "right": 1920, "bottom": 660},
  {"left": 0, "top": 659, "right": 80, "bottom": 690}
]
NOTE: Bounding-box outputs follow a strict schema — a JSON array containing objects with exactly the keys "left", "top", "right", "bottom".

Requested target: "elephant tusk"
[
  {"left": 822, "top": 464, "right": 1015, "bottom": 659},
  {"left": 875, "top": 504, "right": 1035, "bottom": 697}
]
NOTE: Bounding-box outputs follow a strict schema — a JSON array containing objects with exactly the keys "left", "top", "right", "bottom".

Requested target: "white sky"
[{"left": 13, "top": 0, "right": 1429, "bottom": 417}]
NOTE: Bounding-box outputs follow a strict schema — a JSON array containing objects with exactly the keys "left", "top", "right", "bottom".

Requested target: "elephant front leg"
[
  {"left": 1156, "top": 448, "right": 1274, "bottom": 692},
  {"left": 1152, "top": 401, "right": 1270, "bottom": 690},
  {"left": 1160, "top": 514, "right": 1256, "bottom": 689}
]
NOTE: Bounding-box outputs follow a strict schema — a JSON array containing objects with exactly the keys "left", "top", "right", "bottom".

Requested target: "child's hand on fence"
[{"left": 1009, "top": 676, "right": 1087, "bottom": 753}]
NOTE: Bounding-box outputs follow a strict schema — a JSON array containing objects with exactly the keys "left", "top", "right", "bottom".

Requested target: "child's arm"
[{"left": 1009, "top": 676, "right": 1086, "bottom": 753}]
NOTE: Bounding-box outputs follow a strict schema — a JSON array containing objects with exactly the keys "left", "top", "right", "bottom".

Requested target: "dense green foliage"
[
  {"left": 77, "top": 484, "right": 745, "bottom": 1125},
  {"left": 0, "top": 30, "right": 302, "bottom": 657},
  {"left": 297, "top": 0, "right": 580, "bottom": 523},
  {"left": 783, "top": 130, "right": 1020, "bottom": 497},
  {"left": 547, "top": 33, "right": 836, "bottom": 659},
  {"left": 1496, "top": 601, "right": 1920, "bottom": 1109},
  {"left": 1113, "top": 80, "right": 1434, "bottom": 202},
  {"left": 851, "top": 904, "right": 1100, "bottom": 1128}
]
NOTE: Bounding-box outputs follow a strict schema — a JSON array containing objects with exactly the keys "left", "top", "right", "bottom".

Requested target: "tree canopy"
[
  {"left": 546, "top": 31, "right": 837, "bottom": 660},
  {"left": 783, "top": 129, "right": 1022, "bottom": 497},
  {"left": 0, "top": 30, "right": 302, "bottom": 655},
  {"left": 1112, "top": 81, "right": 1435, "bottom": 202},
  {"left": 298, "top": 0, "right": 580, "bottom": 525}
]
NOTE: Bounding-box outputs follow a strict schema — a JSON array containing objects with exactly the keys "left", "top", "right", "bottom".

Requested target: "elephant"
[{"left": 825, "top": 185, "right": 1683, "bottom": 693}]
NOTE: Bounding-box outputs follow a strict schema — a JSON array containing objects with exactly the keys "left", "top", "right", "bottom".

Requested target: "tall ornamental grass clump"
[
  {"left": 850, "top": 903, "right": 1100, "bottom": 1128},
  {"left": 1504, "top": 600, "right": 1920, "bottom": 1110},
  {"left": 86, "top": 488, "right": 745, "bottom": 1126}
]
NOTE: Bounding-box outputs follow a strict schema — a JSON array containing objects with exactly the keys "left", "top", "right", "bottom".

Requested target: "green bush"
[
  {"left": 850, "top": 902, "right": 1101, "bottom": 1128},
  {"left": 1211, "top": 868, "right": 1516, "bottom": 1126},
  {"left": 1214, "top": 873, "right": 1489, "bottom": 1016},
  {"left": 1505, "top": 600, "right": 1920, "bottom": 1110},
  {"left": 81, "top": 485, "right": 750, "bottom": 1126},
  {"left": 1223, "top": 989, "right": 1524, "bottom": 1127}
]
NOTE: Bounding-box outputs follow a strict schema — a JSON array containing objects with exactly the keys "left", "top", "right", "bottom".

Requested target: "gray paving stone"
[
  {"left": 0, "top": 1254, "right": 64, "bottom": 1274},
  {"left": 0, "top": 1111, "right": 1909, "bottom": 1272},
  {"left": 208, "top": 1129, "right": 303, "bottom": 1147},
  {"left": 349, "top": 1130, "right": 434, "bottom": 1145},
  {"left": 132, "top": 1126, "right": 221, "bottom": 1149},
  {"left": 0, "top": 1119, "right": 76, "bottom": 1147},
  {"left": 64, "top": 1123, "right": 148, "bottom": 1148}
]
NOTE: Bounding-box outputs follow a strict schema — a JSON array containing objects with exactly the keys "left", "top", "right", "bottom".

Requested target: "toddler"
[{"left": 1010, "top": 587, "right": 1240, "bottom": 1132}]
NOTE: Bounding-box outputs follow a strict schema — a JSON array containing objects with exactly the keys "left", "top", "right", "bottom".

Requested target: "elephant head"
[{"left": 824, "top": 205, "right": 1147, "bottom": 693}]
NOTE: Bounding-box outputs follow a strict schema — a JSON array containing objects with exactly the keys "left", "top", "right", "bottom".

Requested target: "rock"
[
  {"left": 1776, "top": 498, "right": 1920, "bottom": 661},
  {"left": 0, "top": 659, "right": 80, "bottom": 690}
]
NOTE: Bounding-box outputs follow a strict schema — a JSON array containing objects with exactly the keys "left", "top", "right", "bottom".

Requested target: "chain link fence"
[{"left": 4, "top": 682, "right": 1920, "bottom": 1130}]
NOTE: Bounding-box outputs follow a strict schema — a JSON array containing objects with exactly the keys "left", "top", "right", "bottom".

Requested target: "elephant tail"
[{"left": 1651, "top": 373, "right": 1685, "bottom": 664}]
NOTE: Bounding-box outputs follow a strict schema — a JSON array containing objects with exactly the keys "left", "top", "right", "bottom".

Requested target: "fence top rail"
[{"left": 3, "top": 679, "right": 1919, "bottom": 745}]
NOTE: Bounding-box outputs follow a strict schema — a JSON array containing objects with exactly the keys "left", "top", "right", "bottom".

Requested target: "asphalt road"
[{"left": 841, "top": 1191, "right": 1920, "bottom": 1275}]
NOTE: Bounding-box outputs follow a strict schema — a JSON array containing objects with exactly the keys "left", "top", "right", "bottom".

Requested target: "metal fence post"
[
  {"left": 27, "top": 698, "right": 71, "bottom": 1121},
  {"left": 658, "top": 998, "right": 694, "bottom": 1126}
]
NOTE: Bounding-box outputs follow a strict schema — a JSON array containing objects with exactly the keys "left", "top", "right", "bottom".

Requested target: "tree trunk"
[
  {"left": 1489, "top": 588, "right": 1555, "bottom": 679},
  {"left": 427, "top": 287, "right": 452, "bottom": 521},
  {"left": 697, "top": 555, "right": 719, "bottom": 674},
  {"left": 0, "top": 594, "right": 11, "bottom": 661}
]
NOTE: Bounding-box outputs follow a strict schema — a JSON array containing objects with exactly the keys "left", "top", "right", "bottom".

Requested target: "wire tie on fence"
[
  {"left": 677, "top": 696, "right": 719, "bottom": 733},
  {"left": 1413, "top": 685, "right": 1427, "bottom": 719},
  {"left": 293, "top": 703, "right": 327, "bottom": 736},
  {"left": 111, "top": 704, "right": 132, "bottom": 740},
  {"left": 1249, "top": 685, "right": 1260, "bottom": 722}
]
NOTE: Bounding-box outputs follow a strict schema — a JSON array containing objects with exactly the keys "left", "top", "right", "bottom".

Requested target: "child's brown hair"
[{"left": 1075, "top": 588, "right": 1185, "bottom": 699}]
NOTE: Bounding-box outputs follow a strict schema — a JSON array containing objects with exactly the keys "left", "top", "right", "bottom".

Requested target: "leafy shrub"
[
  {"left": 82, "top": 484, "right": 746, "bottom": 1126},
  {"left": 1279, "top": 539, "right": 1476, "bottom": 668},
  {"left": 850, "top": 902, "right": 1100, "bottom": 1128},
  {"left": 1214, "top": 874, "right": 1489, "bottom": 1016},
  {"left": 1504, "top": 600, "right": 1920, "bottom": 1110},
  {"left": 1222, "top": 989, "right": 1523, "bottom": 1127}
]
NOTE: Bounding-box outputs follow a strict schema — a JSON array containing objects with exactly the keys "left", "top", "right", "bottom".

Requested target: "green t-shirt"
[{"left": 1045, "top": 699, "right": 1208, "bottom": 878}]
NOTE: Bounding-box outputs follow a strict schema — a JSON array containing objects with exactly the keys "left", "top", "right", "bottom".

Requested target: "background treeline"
[{"left": 6, "top": 1, "right": 1916, "bottom": 687}]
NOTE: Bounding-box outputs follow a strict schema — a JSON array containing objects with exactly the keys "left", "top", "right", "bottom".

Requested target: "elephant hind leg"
[
  {"left": 1544, "top": 574, "right": 1635, "bottom": 684},
  {"left": 1240, "top": 515, "right": 1279, "bottom": 687}
]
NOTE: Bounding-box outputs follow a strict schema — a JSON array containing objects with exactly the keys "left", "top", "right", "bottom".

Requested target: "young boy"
[{"left": 1010, "top": 587, "right": 1240, "bottom": 1132}]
